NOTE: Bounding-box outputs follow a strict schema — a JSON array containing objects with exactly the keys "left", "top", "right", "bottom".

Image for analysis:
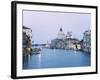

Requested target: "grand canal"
[{"left": 23, "top": 46, "right": 90, "bottom": 69}]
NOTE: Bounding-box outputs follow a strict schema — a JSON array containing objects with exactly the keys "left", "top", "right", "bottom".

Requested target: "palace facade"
[{"left": 23, "top": 26, "right": 32, "bottom": 55}]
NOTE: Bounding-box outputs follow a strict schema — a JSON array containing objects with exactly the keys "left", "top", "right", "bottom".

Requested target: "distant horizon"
[{"left": 23, "top": 10, "right": 91, "bottom": 44}]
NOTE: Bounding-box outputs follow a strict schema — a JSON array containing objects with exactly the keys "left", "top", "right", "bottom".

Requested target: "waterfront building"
[
  {"left": 64, "top": 38, "right": 81, "bottom": 50},
  {"left": 23, "top": 26, "right": 32, "bottom": 43},
  {"left": 57, "top": 28, "right": 66, "bottom": 40},
  {"left": 50, "top": 38, "right": 81, "bottom": 50},
  {"left": 23, "top": 26, "right": 32, "bottom": 55},
  {"left": 82, "top": 30, "right": 91, "bottom": 53},
  {"left": 66, "top": 32, "right": 72, "bottom": 38},
  {"left": 50, "top": 39, "right": 60, "bottom": 49},
  {"left": 50, "top": 28, "right": 81, "bottom": 50},
  {"left": 56, "top": 39, "right": 65, "bottom": 49}
]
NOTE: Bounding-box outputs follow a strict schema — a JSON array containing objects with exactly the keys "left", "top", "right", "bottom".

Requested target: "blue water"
[{"left": 23, "top": 46, "right": 91, "bottom": 69}]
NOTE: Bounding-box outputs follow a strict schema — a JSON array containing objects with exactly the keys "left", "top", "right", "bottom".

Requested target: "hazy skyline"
[{"left": 23, "top": 10, "right": 91, "bottom": 44}]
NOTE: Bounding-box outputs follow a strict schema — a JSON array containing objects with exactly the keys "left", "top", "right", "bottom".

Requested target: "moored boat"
[{"left": 33, "top": 48, "right": 41, "bottom": 54}]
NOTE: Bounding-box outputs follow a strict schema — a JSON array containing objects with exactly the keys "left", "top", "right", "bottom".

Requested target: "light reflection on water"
[{"left": 23, "top": 46, "right": 91, "bottom": 69}]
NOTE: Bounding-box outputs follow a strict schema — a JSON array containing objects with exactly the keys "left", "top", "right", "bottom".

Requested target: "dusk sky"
[{"left": 23, "top": 10, "right": 91, "bottom": 44}]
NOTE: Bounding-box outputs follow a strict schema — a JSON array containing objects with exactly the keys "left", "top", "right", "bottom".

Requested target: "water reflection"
[
  {"left": 23, "top": 46, "right": 90, "bottom": 69},
  {"left": 36, "top": 54, "right": 41, "bottom": 67},
  {"left": 23, "top": 54, "right": 31, "bottom": 64}
]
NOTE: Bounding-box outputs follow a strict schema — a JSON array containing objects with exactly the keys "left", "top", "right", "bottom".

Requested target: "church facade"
[
  {"left": 57, "top": 28, "right": 66, "bottom": 40},
  {"left": 50, "top": 28, "right": 81, "bottom": 50}
]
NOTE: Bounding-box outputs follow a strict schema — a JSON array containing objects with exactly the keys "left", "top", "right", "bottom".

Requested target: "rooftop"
[{"left": 23, "top": 26, "right": 31, "bottom": 30}]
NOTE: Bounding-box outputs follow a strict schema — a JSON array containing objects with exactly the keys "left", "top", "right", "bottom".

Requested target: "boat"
[{"left": 33, "top": 48, "right": 41, "bottom": 54}]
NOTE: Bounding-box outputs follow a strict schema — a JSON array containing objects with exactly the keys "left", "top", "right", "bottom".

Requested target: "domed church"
[{"left": 57, "top": 28, "right": 66, "bottom": 40}]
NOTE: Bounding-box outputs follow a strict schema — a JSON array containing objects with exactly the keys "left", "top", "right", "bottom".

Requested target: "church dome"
[{"left": 57, "top": 28, "right": 65, "bottom": 39}]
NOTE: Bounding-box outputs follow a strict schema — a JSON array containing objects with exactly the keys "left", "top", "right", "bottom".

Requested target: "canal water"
[{"left": 23, "top": 46, "right": 91, "bottom": 69}]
